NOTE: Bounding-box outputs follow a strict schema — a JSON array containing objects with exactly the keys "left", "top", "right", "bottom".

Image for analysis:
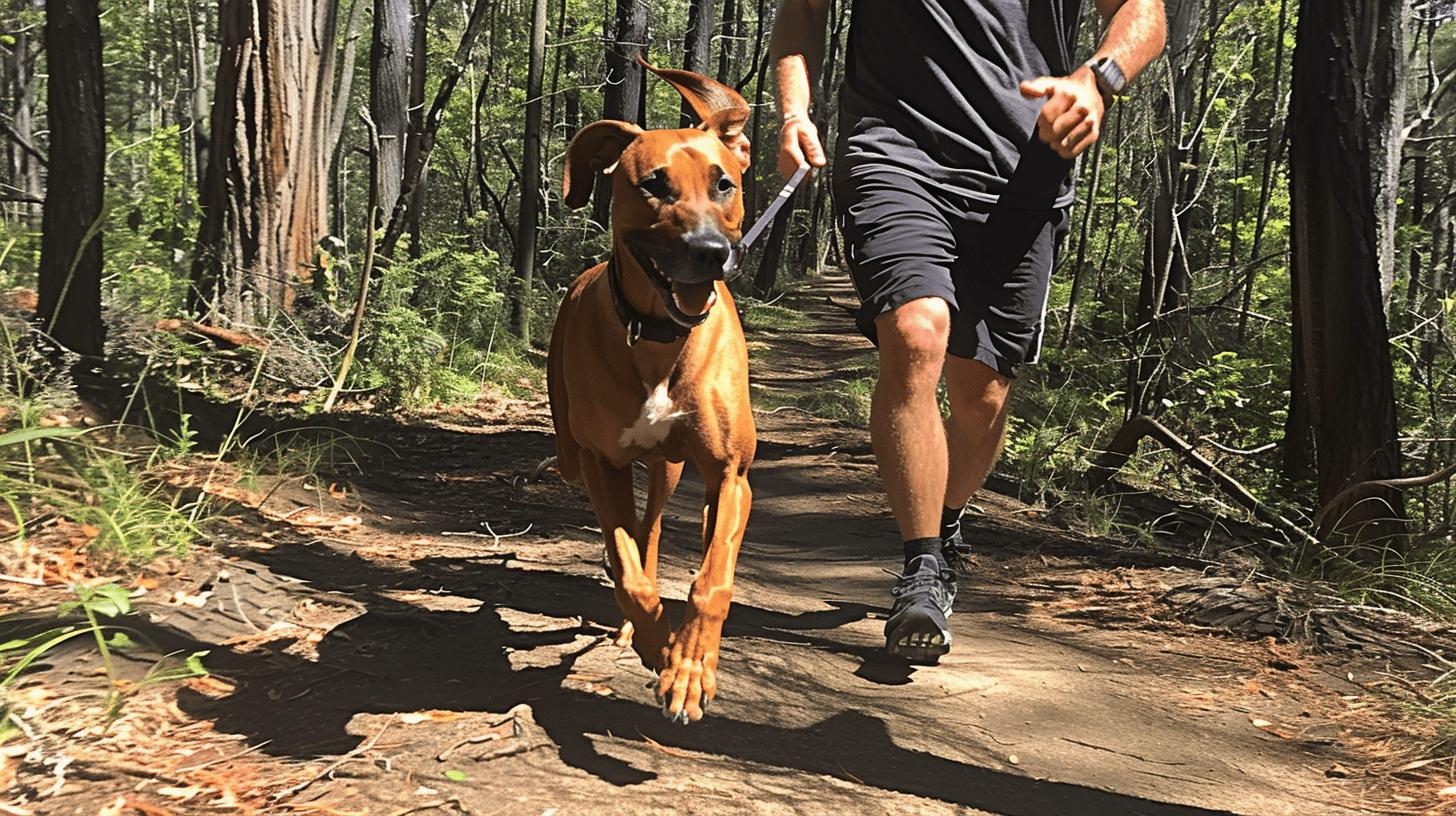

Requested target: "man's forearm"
[
  {"left": 1093, "top": 0, "right": 1166, "bottom": 84},
  {"left": 770, "top": 0, "right": 829, "bottom": 121}
]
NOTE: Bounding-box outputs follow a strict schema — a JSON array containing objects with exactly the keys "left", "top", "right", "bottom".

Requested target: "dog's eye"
[
  {"left": 714, "top": 174, "right": 737, "bottom": 197},
  {"left": 637, "top": 170, "right": 675, "bottom": 203}
]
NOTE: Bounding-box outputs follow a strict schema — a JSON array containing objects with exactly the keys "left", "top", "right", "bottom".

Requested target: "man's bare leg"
[
  {"left": 944, "top": 356, "right": 1013, "bottom": 512},
  {"left": 870, "top": 297, "right": 951, "bottom": 543}
]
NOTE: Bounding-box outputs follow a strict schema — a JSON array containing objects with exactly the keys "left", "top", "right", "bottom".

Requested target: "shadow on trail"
[{"left": 147, "top": 536, "right": 1235, "bottom": 816}]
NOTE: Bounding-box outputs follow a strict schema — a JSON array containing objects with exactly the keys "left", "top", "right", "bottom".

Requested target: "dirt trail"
[{"left": 18, "top": 278, "right": 1416, "bottom": 815}]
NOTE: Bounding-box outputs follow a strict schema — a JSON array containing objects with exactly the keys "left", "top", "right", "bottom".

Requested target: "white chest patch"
[{"left": 619, "top": 381, "right": 687, "bottom": 449}]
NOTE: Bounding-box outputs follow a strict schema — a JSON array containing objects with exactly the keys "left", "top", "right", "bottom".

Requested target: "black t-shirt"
[{"left": 836, "top": 0, "right": 1087, "bottom": 209}]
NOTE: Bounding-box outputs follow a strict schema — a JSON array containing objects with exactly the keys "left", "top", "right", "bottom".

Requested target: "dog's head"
[{"left": 564, "top": 61, "right": 750, "bottom": 322}]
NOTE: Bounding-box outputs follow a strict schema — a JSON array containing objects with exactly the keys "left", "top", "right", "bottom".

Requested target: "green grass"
[{"left": 741, "top": 301, "right": 815, "bottom": 332}]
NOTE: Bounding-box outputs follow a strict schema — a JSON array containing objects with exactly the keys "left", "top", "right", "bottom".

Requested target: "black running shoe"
[{"left": 884, "top": 554, "right": 956, "bottom": 663}]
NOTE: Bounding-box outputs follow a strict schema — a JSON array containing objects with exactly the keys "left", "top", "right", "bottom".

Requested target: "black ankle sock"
[
  {"left": 903, "top": 536, "right": 944, "bottom": 568},
  {"left": 940, "top": 505, "right": 962, "bottom": 541}
]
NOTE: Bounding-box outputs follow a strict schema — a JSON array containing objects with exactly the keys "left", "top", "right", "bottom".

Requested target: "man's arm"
[
  {"left": 1020, "top": 0, "right": 1167, "bottom": 160},
  {"left": 771, "top": 0, "right": 831, "bottom": 180}
]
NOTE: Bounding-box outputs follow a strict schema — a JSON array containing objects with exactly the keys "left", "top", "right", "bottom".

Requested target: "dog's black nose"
[{"left": 683, "top": 231, "right": 732, "bottom": 268}]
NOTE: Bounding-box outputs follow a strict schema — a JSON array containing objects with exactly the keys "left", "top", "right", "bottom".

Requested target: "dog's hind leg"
[{"left": 579, "top": 450, "right": 672, "bottom": 672}]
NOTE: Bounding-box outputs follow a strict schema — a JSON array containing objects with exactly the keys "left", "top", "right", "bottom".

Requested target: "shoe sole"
[{"left": 886, "top": 625, "right": 952, "bottom": 665}]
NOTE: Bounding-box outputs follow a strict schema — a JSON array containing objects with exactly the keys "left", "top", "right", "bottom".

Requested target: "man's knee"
[{"left": 876, "top": 298, "right": 951, "bottom": 378}]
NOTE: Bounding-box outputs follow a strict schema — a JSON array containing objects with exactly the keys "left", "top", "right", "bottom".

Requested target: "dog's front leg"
[
  {"left": 657, "top": 461, "right": 751, "bottom": 723},
  {"left": 578, "top": 450, "right": 673, "bottom": 672}
]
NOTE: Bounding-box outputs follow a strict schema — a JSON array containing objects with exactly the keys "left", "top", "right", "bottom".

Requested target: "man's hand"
[
  {"left": 779, "top": 111, "right": 827, "bottom": 181},
  {"left": 1019, "top": 66, "right": 1106, "bottom": 160}
]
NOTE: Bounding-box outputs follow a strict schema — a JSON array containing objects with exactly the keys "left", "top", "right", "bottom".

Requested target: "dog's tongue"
[{"left": 671, "top": 282, "right": 717, "bottom": 317}]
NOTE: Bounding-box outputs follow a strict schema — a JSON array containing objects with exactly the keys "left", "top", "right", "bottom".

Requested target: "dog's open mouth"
[
  {"left": 668, "top": 280, "right": 717, "bottom": 320},
  {"left": 628, "top": 244, "right": 718, "bottom": 329}
]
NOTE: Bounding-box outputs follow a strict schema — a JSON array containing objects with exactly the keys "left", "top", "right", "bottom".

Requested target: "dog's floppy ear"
[
  {"left": 563, "top": 120, "right": 643, "bottom": 209},
  {"left": 639, "top": 57, "right": 752, "bottom": 170}
]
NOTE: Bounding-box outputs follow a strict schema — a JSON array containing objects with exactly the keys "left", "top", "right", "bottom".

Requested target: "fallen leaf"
[
  {"left": 443, "top": 769, "right": 467, "bottom": 782},
  {"left": 1007, "top": 754, "right": 1019, "bottom": 765},
  {"left": 1250, "top": 719, "right": 1273, "bottom": 728},
  {"left": 1325, "top": 763, "right": 1350, "bottom": 778}
]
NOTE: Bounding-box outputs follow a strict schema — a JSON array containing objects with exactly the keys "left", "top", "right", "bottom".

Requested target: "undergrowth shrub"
[{"left": 355, "top": 239, "right": 545, "bottom": 406}]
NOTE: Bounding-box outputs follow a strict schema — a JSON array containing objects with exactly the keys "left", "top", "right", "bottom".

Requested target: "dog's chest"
[{"left": 618, "top": 380, "right": 688, "bottom": 450}]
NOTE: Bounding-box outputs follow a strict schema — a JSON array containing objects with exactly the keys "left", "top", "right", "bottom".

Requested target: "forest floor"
[{"left": 7, "top": 278, "right": 1456, "bottom": 815}]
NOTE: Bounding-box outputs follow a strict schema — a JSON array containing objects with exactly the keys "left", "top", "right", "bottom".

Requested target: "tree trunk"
[
  {"left": 1062, "top": 132, "right": 1105, "bottom": 347},
  {"left": 593, "top": 0, "right": 648, "bottom": 226},
  {"left": 379, "top": 0, "right": 490, "bottom": 259},
  {"left": 7, "top": 5, "right": 40, "bottom": 232},
  {"left": 679, "top": 0, "right": 718, "bottom": 125},
  {"left": 514, "top": 0, "right": 549, "bottom": 340},
  {"left": 327, "top": 0, "right": 369, "bottom": 241},
  {"left": 37, "top": 0, "right": 104, "bottom": 357},
  {"left": 399, "top": 0, "right": 434, "bottom": 259},
  {"left": 371, "top": 0, "right": 411, "bottom": 217},
  {"left": 1286, "top": 0, "right": 1407, "bottom": 543},
  {"left": 716, "top": 0, "right": 737, "bottom": 83},
  {"left": 1238, "top": 0, "right": 1290, "bottom": 342},
  {"left": 1128, "top": 0, "right": 1200, "bottom": 416},
  {"left": 190, "top": 0, "right": 340, "bottom": 325}
]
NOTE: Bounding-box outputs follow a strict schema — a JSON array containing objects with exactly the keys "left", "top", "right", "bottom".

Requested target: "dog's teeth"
[
  {"left": 897, "top": 636, "right": 910, "bottom": 648},
  {"left": 930, "top": 634, "right": 943, "bottom": 646}
]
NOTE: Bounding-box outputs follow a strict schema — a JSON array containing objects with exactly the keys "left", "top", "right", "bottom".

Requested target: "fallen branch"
[
  {"left": 154, "top": 319, "right": 268, "bottom": 350},
  {"left": 1313, "top": 462, "right": 1456, "bottom": 531},
  {"left": 1087, "top": 415, "right": 1316, "bottom": 549}
]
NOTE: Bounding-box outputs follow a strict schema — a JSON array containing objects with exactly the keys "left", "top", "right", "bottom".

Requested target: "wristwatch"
[{"left": 1086, "top": 56, "right": 1127, "bottom": 100}]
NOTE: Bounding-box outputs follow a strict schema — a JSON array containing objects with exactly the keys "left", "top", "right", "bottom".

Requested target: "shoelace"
[
  {"left": 941, "top": 540, "right": 975, "bottom": 576},
  {"left": 886, "top": 567, "right": 956, "bottom": 609}
]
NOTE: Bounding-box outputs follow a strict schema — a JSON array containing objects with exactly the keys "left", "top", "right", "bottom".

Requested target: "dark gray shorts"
[{"left": 834, "top": 168, "right": 1069, "bottom": 378}]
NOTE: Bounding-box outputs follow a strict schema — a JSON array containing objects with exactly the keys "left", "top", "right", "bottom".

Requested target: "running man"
[{"left": 770, "top": 0, "right": 1166, "bottom": 661}]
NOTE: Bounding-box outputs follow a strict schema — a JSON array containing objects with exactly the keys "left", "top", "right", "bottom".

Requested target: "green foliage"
[
  {"left": 1, "top": 583, "right": 208, "bottom": 733},
  {"left": 350, "top": 240, "right": 545, "bottom": 406},
  {"left": 104, "top": 126, "right": 195, "bottom": 316}
]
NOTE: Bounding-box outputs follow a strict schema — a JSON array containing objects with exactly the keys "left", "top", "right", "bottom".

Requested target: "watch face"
[{"left": 1096, "top": 58, "right": 1127, "bottom": 94}]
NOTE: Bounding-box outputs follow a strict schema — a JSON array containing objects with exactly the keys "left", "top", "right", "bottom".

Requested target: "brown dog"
[{"left": 548, "top": 64, "right": 755, "bottom": 724}]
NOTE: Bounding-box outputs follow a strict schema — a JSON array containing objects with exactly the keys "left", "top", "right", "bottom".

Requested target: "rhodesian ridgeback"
[{"left": 548, "top": 63, "right": 755, "bottom": 724}]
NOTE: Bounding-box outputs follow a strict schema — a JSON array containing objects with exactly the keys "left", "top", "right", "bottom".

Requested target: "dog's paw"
[{"left": 655, "top": 618, "right": 721, "bottom": 724}]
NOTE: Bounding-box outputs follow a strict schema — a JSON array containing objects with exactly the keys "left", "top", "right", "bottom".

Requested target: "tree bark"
[
  {"left": 379, "top": 0, "right": 490, "bottom": 259},
  {"left": 716, "top": 0, "right": 737, "bottom": 83},
  {"left": 190, "top": 0, "right": 341, "bottom": 326},
  {"left": 327, "top": 0, "right": 368, "bottom": 241},
  {"left": 679, "top": 0, "right": 718, "bottom": 125},
  {"left": 399, "top": 0, "right": 434, "bottom": 259},
  {"left": 513, "top": 0, "right": 549, "bottom": 340},
  {"left": 1286, "top": 0, "right": 1408, "bottom": 543},
  {"left": 371, "top": 0, "right": 411, "bottom": 217},
  {"left": 37, "top": 0, "right": 104, "bottom": 357},
  {"left": 593, "top": 0, "right": 648, "bottom": 226},
  {"left": 8, "top": 2, "right": 41, "bottom": 230}
]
